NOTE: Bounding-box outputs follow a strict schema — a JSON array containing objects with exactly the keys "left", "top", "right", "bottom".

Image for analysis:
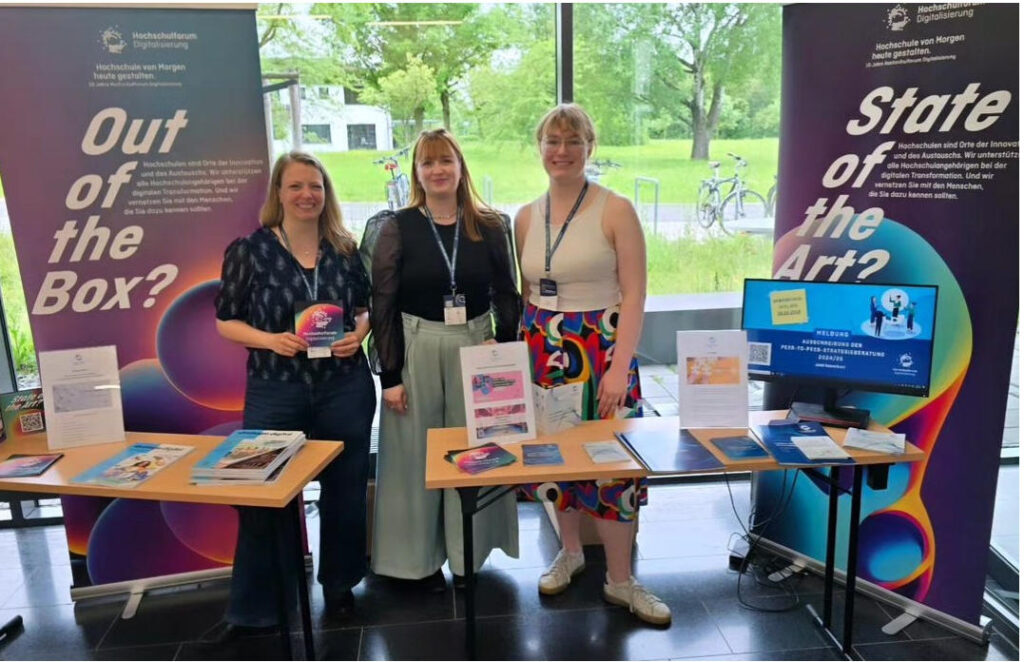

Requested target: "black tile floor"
[{"left": 0, "top": 483, "right": 1017, "bottom": 661}]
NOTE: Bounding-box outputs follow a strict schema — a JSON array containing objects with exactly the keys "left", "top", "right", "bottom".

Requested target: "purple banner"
[
  {"left": 756, "top": 3, "right": 1018, "bottom": 625},
  {"left": 0, "top": 7, "right": 268, "bottom": 586}
]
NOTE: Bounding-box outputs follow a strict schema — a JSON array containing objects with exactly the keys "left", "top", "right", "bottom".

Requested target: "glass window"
[
  {"left": 347, "top": 124, "right": 377, "bottom": 150},
  {"left": 573, "top": 3, "right": 782, "bottom": 296},
  {"left": 302, "top": 123, "right": 332, "bottom": 144}
]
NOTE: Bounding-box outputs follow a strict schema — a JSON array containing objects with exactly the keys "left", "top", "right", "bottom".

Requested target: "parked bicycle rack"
[{"left": 634, "top": 176, "right": 660, "bottom": 233}]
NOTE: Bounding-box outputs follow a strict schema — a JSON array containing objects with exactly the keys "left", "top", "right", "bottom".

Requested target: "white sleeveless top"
[{"left": 520, "top": 187, "right": 621, "bottom": 312}]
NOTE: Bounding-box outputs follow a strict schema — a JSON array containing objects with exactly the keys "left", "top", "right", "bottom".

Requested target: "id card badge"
[
  {"left": 443, "top": 292, "right": 468, "bottom": 325},
  {"left": 538, "top": 278, "right": 559, "bottom": 310}
]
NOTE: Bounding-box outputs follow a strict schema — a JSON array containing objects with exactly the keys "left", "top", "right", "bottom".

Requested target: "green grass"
[
  {"left": 0, "top": 233, "right": 37, "bottom": 377},
  {"left": 646, "top": 230, "right": 774, "bottom": 295},
  {"left": 321, "top": 137, "right": 779, "bottom": 205}
]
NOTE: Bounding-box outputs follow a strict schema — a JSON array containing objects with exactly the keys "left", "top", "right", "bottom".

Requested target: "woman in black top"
[
  {"left": 207, "top": 152, "right": 375, "bottom": 641},
  {"left": 369, "top": 129, "right": 520, "bottom": 589}
]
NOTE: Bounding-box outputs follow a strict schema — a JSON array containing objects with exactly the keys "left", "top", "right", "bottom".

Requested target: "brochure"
[
  {"left": 295, "top": 301, "right": 345, "bottom": 359},
  {"left": 72, "top": 443, "right": 193, "bottom": 488},
  {"left": 191, "top": 461, "right": 289, "bottom": 486},
  {"left": 843, "top": 428, "right": 906, "bottom": 454},
  {"left": 0, "top": 388, "right": 46, "bottom": 442},
  {"left": 616, "top": 429, "right": 725, "bottom": 473},
  {"left": 460, "top": 342, "right": 537, "bottom": 446},
  {"left": 38, "top": 345, "right": 125, "bottom": 450},
  {"left": 756, "top": 422, "right": 854, "bottom": 465},
  {"left": 0, "top": 453, "right": 63, "bottom": 478},
  {"left": 445, "top": 443, "right": 517, "bottom": 475},
  {"left": 677, "top": 330, "right": 749, "bottom": 428},
  {"left": 791, "top": 435, "right": 852, "bottom": 462},
  {"left": 582, "top": 440, "right": 632, "bottom": 464},
  {"left": 521, "top": 443, "right": 565, "bottom": 466},
  {"left": 710, "top": 435, "right": 771, "bottom": 461},
  {"left": 192, "top": 430, "right": 305, "bottom": 479},
  {"left": 533, "top": 383, "right": 583, "bottom": 436}
]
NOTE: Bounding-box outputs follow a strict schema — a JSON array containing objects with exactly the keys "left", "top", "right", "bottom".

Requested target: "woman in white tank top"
[{"left": 514, "top": 104, "right": 671, "bottom": 626}]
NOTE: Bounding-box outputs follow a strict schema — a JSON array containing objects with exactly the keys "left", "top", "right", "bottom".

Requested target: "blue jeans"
[{"left": 226, "top": 362, "right": 376, "bottom": 626}]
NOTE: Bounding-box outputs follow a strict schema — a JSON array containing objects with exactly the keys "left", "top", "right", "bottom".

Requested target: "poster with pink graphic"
[
  {"left": 460, "top": 342, "right": 536, "bottom": 446},
  {"left": 0, "top": 6, "right": 268, "bottom": 588}
]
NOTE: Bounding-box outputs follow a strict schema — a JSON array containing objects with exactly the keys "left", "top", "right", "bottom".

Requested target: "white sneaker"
[
  {"left": 603, "top": 576, "right": 672, "bottom": 626},
  {"left": 538, "top": 549, "right": 585, "bottom": 595}
]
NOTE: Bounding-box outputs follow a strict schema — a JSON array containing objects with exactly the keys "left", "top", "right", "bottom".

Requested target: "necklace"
[{"left": 427, "top": 207, "right": 457, "bottom": 221}]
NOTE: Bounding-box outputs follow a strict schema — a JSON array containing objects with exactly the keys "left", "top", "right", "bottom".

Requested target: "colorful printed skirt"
[{"left": 518, "top": 303, "right": 648, "bottom": 522}]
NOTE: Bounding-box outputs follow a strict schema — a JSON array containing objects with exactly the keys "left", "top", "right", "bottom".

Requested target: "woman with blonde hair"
[
  {"left": 370, "top": 129, "right": 520, "bottom": 590},
  {"left": 516, "top": 105, "right": 670, "bottom": 625},
  {"left": 208, "top": 151, "right": 376, "bottom": 641}
]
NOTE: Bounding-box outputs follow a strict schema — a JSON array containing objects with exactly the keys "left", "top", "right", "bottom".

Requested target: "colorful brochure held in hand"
[
  {"left": 295, "top": 301, "right": 345, "bottom": 359},
  {"left": 445, "top": 443, "right": 517, "bottom": 475}
]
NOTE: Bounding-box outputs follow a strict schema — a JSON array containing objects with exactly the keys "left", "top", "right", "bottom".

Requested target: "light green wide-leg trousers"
[{"left": 371, "top": 312, "right": 519, "bottom": 578}]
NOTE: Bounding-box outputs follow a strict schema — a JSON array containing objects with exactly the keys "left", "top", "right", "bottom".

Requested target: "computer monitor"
[{"left": 741, "top": 279, "right": 938, "bottom": 428}]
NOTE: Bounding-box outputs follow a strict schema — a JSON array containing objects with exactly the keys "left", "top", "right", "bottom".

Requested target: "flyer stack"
[{"left": 191, "top": 430, "right": 306, "bottom": 485}]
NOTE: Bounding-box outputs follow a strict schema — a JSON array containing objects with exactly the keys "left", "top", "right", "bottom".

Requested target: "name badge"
[
  {"left": 443, "top": 292, "right": 468, "bottom": 325},
  {"left": 538, "top": 278, "right": 559, "bottom": 310}
]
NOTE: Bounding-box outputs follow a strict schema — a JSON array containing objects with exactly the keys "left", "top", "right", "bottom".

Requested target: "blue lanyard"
[
  {"left": 544, "top": 181, "right": 589, "bottom": 275},
  {"left": 421, "top": 205, "right": 462, "bottom": 295},
  {"left": 278, "top": 225, "right": 320, "bottom": 300}
]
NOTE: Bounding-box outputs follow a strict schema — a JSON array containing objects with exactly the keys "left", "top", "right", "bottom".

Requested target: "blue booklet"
[
  {"left": 615, "top": 429, "right": 724, "bottom": 473},
  {"left": 522, "top": 443, "right": 565, "bottom": 466},
  {"left": 710, "top": 435, "right": 770, "bottom": 460},
  {"left": 756, "top": 422, "right": 854, "bottom": 465}
]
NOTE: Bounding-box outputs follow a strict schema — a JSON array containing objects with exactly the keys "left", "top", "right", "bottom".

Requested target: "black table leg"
[
  {"left": 822, "top": 466, "right": 840, "bottom": 628},
  {"left": 288, "top": 496, "right": 316, "bottom": 660},
  {"left": 457, "top": 487, "right": 479, "bottom": 660},
  {"left": 271, "top": 507, "right": 294, "bottom": 659},
  {"left": 842, "top": 466, "right": 864, "bottom": 656}
]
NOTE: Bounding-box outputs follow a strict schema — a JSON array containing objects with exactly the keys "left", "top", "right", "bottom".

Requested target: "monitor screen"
[{"left": 742, "top": 279, "right": 938, "bottom": 397}]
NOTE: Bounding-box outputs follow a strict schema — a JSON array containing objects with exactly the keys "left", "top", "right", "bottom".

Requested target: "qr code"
[
  {"left": 18, "top": 411, "right": 45, "bottom": 433},
  {"left": 748, "top": 342, "right": 772, "bottom": 365}
]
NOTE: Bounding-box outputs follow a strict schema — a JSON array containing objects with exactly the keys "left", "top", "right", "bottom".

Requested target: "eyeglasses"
[{"left": 541, "top": 136, "right": 587, "bottom": 151}]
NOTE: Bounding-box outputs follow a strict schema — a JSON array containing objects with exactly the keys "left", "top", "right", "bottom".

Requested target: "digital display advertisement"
[{"left": 743, "top": 279, "right": 937, "bottom": 395}]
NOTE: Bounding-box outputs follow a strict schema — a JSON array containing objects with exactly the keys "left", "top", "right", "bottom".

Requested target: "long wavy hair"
[
  {"left": 260, "top": 151, "right": 356, "bottom": 255},
  {"left": 406, "top": 128, "right": 500, "bottom": 242}
]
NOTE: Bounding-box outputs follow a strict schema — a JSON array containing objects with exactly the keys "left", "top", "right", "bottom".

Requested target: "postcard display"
[{"left": 0, "top": 6, "right": 269, "bottom": 589}]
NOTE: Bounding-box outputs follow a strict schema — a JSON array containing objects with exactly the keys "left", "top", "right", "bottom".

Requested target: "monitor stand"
[{"left": 790, "top": 388, "right": 870, "bottom": 429}]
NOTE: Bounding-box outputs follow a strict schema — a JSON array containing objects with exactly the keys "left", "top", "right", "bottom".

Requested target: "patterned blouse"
[{"left": 215, "top": 226, "right": 370, "bottom": 384}]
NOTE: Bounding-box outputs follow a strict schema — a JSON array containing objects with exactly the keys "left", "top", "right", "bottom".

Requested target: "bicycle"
[
  {"left": 585, "top": 158, "right": 621, "bottom": 184},
  {"left": 373, "top": 146, "right": 411, "bottom": 211},
  {"left": 694, "top": 153, "right": 768, "bottom": 235}
]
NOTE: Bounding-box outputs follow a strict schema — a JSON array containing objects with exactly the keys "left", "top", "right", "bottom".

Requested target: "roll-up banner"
[
  {"left": 0, "top": 7, "right": 267, "bottom": 587},
  {"left": 759, "top": 3, "right": 1017, "bottom": 626}
]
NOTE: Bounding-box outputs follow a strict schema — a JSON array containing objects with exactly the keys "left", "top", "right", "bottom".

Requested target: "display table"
[
  {"left": 0, "top": 431, "right": 343, "bottom": 661},
  {"left": 426, "top": 411, "right": 925, "bottom": 659}
]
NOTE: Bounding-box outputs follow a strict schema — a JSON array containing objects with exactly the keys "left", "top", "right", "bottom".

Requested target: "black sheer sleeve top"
[{"left": 369, "top": 207, "right": 520, "bottom": 389}]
